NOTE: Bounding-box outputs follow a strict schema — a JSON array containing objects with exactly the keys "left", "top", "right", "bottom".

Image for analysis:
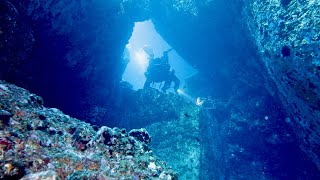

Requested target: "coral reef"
[{"left": 0, "top": 80, "right": 177, "bottom": 179}]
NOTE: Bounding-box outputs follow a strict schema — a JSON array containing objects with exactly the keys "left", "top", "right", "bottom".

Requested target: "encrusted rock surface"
[
  {"left": 111, "top": 84, "right": 320, "bottom": 179},
  {"left": 114, "top": 88, "right": 201, "bottom": 180},
  {"left": 0, "top": 80, "right": 177, "bottom": 179},
  {"left": 244, "top": 0, "right": 320, "bottom": 169}
]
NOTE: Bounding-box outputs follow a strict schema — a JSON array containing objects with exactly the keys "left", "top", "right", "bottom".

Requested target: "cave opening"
[{"left": 121, "top": 20, "right": 197, "bottom": 92}]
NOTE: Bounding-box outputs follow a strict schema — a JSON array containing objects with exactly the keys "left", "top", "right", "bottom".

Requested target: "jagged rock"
[
  {"left": 0, "top": 80, "right": 177, "bottom": 179},
  {"left": 21, "top": 170, "right": 60, "bottom": 180},
  {"left": 0, "top": 110, "right": 12, "bottom": 125},
  {"left": 129, "top": 128, "right": 151, "bottom": 144},
  {"left": 1, "top": 162, "right": 26, "bottom": 180},
  {"left": 29, "top": 94, "right": 44, "bottom": 106}
]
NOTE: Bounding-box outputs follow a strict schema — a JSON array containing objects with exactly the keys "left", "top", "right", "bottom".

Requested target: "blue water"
[{"left": 1, "top": 0, "right": 319, "bottom": 179}]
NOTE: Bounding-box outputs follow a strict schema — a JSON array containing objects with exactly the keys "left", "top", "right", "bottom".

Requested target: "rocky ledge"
[{"left": 0, "top": 80, "right": 177, "bottom": 179}]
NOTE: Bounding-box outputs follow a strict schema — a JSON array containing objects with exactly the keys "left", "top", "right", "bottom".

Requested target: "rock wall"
[
  {"left": 244, "top": 0, "right": 320, "bottom": 169},
  {"left": 0, "top": 0, "right": 150, "bottom": 120},
  {"left": 198, "top": 85, "right": 320, "bottom": 179}
]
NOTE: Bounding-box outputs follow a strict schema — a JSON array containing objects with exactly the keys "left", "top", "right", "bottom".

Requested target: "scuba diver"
[
  {"left": 143, "top": 46, "right": 180, "bottom": 93},
  {"left": 161, "top": 69, "right": 180, "bottom": 93}
]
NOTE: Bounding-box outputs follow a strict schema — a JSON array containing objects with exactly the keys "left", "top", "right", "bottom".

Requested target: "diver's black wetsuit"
[
  {"left": 161, "top": 72, "right": 180, "bottom": 93},
  {"left": 143, "top": 49, "right": 180, "bottom": 92}
]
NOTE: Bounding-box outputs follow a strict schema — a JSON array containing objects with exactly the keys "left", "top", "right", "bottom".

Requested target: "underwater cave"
[
  {"left": 0, "top": 0, "right": 320, "bottom": 179},
  {"left": 122, "top": 20, "right": 197, "bottom": 91}
]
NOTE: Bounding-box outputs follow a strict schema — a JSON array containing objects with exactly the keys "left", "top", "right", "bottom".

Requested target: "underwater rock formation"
[
  {"left": 0, "top": 0, "right": 150, "bottom": 121},
  {"left": 107, "top": 83, "right": 320, "bottom": 179},
  {"left": 0, "top": 80, "right": 177, "bottom": 179},
  {"left": 244, "top": 0, "right": 320, "bottom": 169},
  {"left": 1, "top": 0, "right": 320, "bottom": 177},
  {"left": 111, "top": 88, "right": 201, "bottom": 179},
  {"left": 1, "top": 0, "right": 252, "bottom": 129}
]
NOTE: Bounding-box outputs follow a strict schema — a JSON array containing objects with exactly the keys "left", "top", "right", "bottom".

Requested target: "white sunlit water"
[{"left": 122, "top": 20, "right": 198, "bottom": 91}]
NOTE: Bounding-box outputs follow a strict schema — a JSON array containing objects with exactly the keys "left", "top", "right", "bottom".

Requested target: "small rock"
[
  {"left": 29, "top": 94, "right": 44, "bottom": 106},
  {"left": 50, "top": 108, "right": 61, "bottom": 114},
  {"left": 39, "top": 114, "right": 46, "bottom": 120},
  {"left": 30, "top": 120, "right": 48, "bottom": 131},
  {"left": 285, "top": 117, "right": 291, "bottom": 123},
  {"left": 48, "top": 127, "right": 57, "bottom": 135},
  {"left": 101, "top": 128, "right": 115, "bottom": 145},
  {"left": 57, "top": 131, "right": 63, "bottom": 136},
  {"left": 121, "top": 128, "right": 126, "bottom": 134},
  {"left": 0, "top": 110, "right": 13, "bottom": 125},
  {"left": 0, "top": 84, "right": 9, "bottom": 91},
  {"left": 129, "top": 128, "right": 151, "bottom": 144},
  {"left": 3, "top": 162, "right": 25, "bottom": 179},
  {"left": 148, "top": 162, "right": 157, "bottom": 170},
  {"left": 20, "top": 170, "right": 60, "bottom": 180},
  {"left": 92, "top": 125, "right": 99, "bottom": 131},
  {"left": 68, "top": 126, "right": 77, "bottom": 134}
]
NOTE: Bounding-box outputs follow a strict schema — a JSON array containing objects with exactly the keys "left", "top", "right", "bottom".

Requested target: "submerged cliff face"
[
  {"left": 244, "top": 0, "right": 320, "bottom": 169},
  {"left": 0, "top": 0, "right": 150, "bottom": 120}
]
